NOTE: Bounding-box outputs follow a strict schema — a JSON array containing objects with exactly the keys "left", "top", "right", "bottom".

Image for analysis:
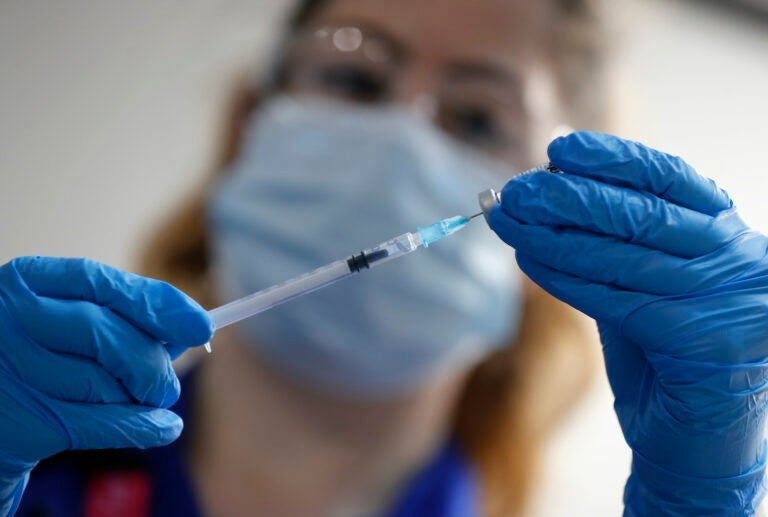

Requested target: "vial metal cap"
[{"left": 478, "top": 188, "right": 502, "bottom": 224}]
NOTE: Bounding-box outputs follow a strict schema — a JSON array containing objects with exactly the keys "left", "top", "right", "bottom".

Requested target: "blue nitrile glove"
[
  {"left": 0, "top": 256, "right": 213, "bottom": 516},
  {"left": 488, "top": 131, "right": 768, "bottom": 516}
]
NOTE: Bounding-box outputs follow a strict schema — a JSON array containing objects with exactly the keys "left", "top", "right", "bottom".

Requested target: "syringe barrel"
[
  {"left": 208, "top": 226, "right": 451, "bottom": 333},
  {"left": 210, "top": 258, "right": 352, "bottom": 329},
  {"left": 208, "top": 233, "right": 421, "bottom": 331},
  {"left": 359, "top": 232, "right": 422, "bottom": 269}
]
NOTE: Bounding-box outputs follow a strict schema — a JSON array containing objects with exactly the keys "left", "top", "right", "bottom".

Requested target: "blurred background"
[{"left": 1, "top": 0, "right": 767, "bottom": 515}]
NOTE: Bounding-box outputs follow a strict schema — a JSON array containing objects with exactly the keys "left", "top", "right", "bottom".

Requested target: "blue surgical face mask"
[{"left": 207, "top": 95, "right": 522, "bottom": 397}]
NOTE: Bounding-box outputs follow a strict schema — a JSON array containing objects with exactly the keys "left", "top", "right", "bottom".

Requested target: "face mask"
[{"left": 206, "top": 95, "right": 522, "bottom": 397}]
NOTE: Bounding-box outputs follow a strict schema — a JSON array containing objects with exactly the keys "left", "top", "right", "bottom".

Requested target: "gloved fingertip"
[
  {"left": 149, "top": 409, "right": 184, "bottom": 447},
  {"left": 547, "top": 130, "right": 616, "bottom": 172},
  {"left": 498, "top": 172, "right": 551, "bottom": 221},
  {"left": 158, "top": 369, "right": 181, "bottom": 409},
  {"left": 547, "top": 130, "right": 596, "bottom": 161},
  {"left": 162, "top": 312, "right": 214, "bottom": 360},
  {"left": 500, "top": 170, "right": 528, "bottom": 198},
  {"left": 546, "top": 134, "right": 568, "bottom": 161},
  {"left": 707, "top": 177, "right": 734, "bottom": 213},
  {"left": 166, "top": 343, "right": 189, "bottom": 361},
  {"left": 181, "top": 308, "right": 215, "bottom": 346},
  {"left": 162, "top": 295, "right": 215, "bottom": 347}
]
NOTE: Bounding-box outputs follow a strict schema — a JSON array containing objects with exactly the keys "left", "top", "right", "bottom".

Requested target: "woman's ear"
[{"left": 216, "top": 83, "right": 260, "bottom": 169}]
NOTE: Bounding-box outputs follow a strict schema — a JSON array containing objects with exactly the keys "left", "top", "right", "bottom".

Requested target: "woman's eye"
[
  {"left": 442, "top": 105, "right": 504, "bottom": 147},
  {"left": 315, "top": 65, "right": 387, "bottom": 103}
]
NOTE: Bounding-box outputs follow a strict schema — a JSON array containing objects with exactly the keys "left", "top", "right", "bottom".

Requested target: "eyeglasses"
[{"left": 272, "top": 24, "right": 535, "bottom": 166}]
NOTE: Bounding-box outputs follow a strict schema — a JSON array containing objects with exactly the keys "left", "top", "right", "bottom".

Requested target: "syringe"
[{"left": 203, "top": 215, "right": 472, "bottom": 351}]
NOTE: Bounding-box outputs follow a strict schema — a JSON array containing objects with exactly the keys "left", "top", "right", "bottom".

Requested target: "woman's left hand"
[{"left": 488, "top": 131, "right": 768, "bottom": 515}]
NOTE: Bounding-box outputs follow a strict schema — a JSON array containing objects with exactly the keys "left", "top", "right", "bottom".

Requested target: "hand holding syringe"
[{"left": 202, "top": 214, "right": 477, "bottom": 351}]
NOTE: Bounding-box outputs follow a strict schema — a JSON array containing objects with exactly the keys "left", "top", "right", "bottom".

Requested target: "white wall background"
[
  {"left": 0, "top": 0, "right": 283, "bottom": 269},
  {"left": 531, "top": 2, "right": 768, "bottom": 515},
  {"left": 1, "top": 1, "right": 767, "bottom": 515}
]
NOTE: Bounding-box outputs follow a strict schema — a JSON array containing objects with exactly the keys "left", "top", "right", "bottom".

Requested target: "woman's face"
[{"left": 280, "top": 0, "right": 564, "bottom": 167}]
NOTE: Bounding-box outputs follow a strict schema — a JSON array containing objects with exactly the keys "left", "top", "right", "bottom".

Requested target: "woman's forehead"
[{"left": 310, "top": 0, "right": 552, "bottom": 70}]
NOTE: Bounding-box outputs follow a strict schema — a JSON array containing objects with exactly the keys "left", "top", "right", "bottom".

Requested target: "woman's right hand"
[{"left": 0, "top": 256, "right": 213, "bottom": 515}]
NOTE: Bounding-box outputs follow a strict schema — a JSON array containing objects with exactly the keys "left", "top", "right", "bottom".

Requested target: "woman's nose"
[
  {"left": 390, "top": 66, "right": 440, "bottom": 120},
  {"left": 405, "top": 94, "right": 438, "bottom": 120}
]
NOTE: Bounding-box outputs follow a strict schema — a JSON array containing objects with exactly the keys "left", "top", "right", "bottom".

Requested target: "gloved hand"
[
  {"left": 488, "top": 131, "right": 768, "bottom": 516},
  {"left": 0, "top": 256, "right": 213, "bottom": 516}
]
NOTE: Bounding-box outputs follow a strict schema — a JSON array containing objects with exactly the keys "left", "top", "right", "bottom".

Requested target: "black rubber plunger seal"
[
  {"left": 346, "top": 252, "right": 368, "bottom": 272},
  {"left": 346, "top": 250, "right": 389, "bottom": 272}
]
